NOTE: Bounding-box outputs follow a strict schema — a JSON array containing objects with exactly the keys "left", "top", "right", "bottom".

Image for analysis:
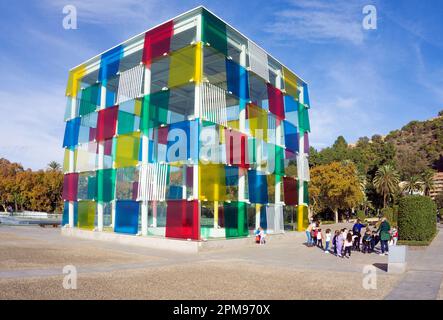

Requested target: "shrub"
[
  {"left": 381, "top": 207, "right": 395, "bottom": 225},
  {"left": 398, "top": 195, "right": 437, "bottom": 241}
]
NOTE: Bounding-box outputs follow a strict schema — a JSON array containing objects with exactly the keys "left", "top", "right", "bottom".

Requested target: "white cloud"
[
  {"left": 266, "top": 0, "right": 366, "bottom": 45},
  {"left": 0, "top": 86, "right": 65, "bottom": 170}
]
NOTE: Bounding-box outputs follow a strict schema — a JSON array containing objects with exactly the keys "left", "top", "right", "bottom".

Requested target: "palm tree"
[
  {"left": 373, "top": 165, "right": 400, "bottom": 208},
  {"left": 47, "top": 161, "right": 61, "bottom": 172},
  {"left": 402, "top": 175, "right": 423, "bottom": 195},
  {"left": 421, "top": 170, "right": 435, "bottom": 196}
]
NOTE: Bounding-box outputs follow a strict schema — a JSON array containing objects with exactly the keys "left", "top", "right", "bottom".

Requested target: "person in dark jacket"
[
  {"left": 352, "top": 219, "right": 367, "bottom": 251},
  {"left": 377, "top": 217, "right": 391, "bottom": 256}
]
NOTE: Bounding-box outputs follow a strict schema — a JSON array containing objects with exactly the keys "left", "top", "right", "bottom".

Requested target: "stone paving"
[{"left": 0, "top": 223, "right": 439, "bottom": 299}]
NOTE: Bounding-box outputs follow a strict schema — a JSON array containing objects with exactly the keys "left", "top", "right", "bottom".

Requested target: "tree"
[
  {"left": 421, "top": 170, "right": 435, "bottom": 197},
  {"left": 402, "top": 175, "right": 423, "bottom": 195},
  {"left": 47, "top": 161, "right": 61, "bottom": 172},
  {"left": 373, "top": 165, "right": 400, "bottom": 208},
  {"left": 309, "top": 161, "right": 364, "bottom": 223}
]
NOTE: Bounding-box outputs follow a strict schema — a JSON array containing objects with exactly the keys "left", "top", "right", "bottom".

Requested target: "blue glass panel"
[
  {"left": 115, "top": 200, "right": 140, "bottom": 234},
  {"left": 284, "top": 95, "right": 299, "bottom": 113},
  {"left": 62, "top": 117, "right": 81, "bottom": 148},
  {"left": 62, "top": 201, "right": 78, "bottom": 226},
  {"left": 99, "top": 45, "right": 124, "bottom": 85},
  {"left": 283, "top": 121, "right": 299, "bottom": 153},
  {"left": 226, "top": 59, "right": 250, "bottom": 100},
  {"left": 168, "top": 185, "right": 183, "bottom": 199},
  {"left": 303, "top": 83, "right": 310, "bottom": 107},
  {"left": 225, "top": 166, "right": 239, "bottom": 186},
  {"left": 247, "top": 170, "right": 268, "bottom": 204},
  {"left": 260, "top": 205, "right": 267, "bottom": 230}
]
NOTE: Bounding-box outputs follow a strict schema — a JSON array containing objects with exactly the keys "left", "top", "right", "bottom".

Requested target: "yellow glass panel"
[
  {"left": 168, "top": 43, "right": 202, "bottom": 88},
  {"left": 198, "top": 163, "right": 226, "bottom": 201},
  {"left": 248, "top": 104, "right": 268, "bottom": 141},
  {"left": 63, "top": 148, "right": 77, "bottom": 173},
  {"left": 66, "top": 64, "right": 87, "bottom": 98},
  {"left": 134, "top": 99, "right": 142, "bottom": 117},
  {"left": 227, "top": 119, "right": 239, "bottom": 130},
  {"left": 78, "top": 200, "right": 96, "bottom": 230},
  {"left": 114, "top": 132, "right": 141, "bottom": 168},
  {"left": 283, "top": 66, "right": 298, "bottom": 98}
]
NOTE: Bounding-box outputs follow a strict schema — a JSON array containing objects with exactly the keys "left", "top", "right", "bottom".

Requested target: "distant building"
[{"left": 430, "top": 172, "right": 443, "bottom": 199}]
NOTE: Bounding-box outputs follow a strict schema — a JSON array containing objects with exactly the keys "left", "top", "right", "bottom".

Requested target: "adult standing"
[
  {"left": 306, "top": 220, "right": 316, "bottom": 247},
  {"left": 352, "top": 219, "right": 367, "bottom": 251},
  {"left": 377, "top": 217, "right": 391, "bottom": 256}
]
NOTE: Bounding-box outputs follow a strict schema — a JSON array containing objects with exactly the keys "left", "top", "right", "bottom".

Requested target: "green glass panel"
[
  {"left": 97, "top": 168, "right": 116, "bottom": 202},
  {"left": 117, "top": 111, "right": 135, "bottom": 135},
  {"left": 224, "top": 201, "right": 248, "bottom": 238},
  {"left": 140, "top": 90, "right": 170, "bottom": 133},
  {"left": 275, "top": 145, "right": 285, "bottom": 176},
  {"left": 303, "top": 181, "right": 309, "bottom": 205},
  {"left": 87, "top": 174, "right": 97, "bottom": 200},
  {"left": 298, "top": 104, "right": 311, "bottom": 134},
  {"left": 79, "top": 84, "right": 100, "bottom": 116},
  {"left": 201, "top": 9, "right": 228, "bottom": 56}
]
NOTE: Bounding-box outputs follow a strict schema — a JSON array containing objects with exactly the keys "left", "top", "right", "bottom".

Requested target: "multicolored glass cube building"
[{"left": 62, "top": 6, "right": 311, "bottom": 241}]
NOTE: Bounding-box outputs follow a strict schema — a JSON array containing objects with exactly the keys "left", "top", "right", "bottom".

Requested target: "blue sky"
[{"left": 0, "top": 0, "right": 442, "bottom": 169}]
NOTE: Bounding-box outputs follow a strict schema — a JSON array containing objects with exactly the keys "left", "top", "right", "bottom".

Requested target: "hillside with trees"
[{"left": 309, "top": 110, "right": 443, "bottom": 222}]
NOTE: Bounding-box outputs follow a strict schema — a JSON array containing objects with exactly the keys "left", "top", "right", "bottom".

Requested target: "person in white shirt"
[
  {"left": 343, "top": 232, "right": 353, "bottom": 258},
  {"left": 324, "top": 229, "right": 332, "bottom": 253}
]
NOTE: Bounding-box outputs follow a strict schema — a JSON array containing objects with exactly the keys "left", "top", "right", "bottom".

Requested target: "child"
[
  {"left": 371, "top": 230, "right": 379, "bottom": 253},
  {"left": 336, "top": 230, "right": 344, "bottom": 258},
  {"left": 324, "top": 229, "right": 332, "bottom": 253},
  {"left": 332, "top": 230, "right": 339, "bottom": 255},
  {"left": 351, "top": 231, "right": 358, "bottom": 251},
  {"left": 391, "top": 227, "right": 398, "bottom": 246},
  {"left": 312, "top": 227, "right": 318, "bottom": 246},
  {"left": 362, "top": 230, "right": 372, "bottom": 254},
  {"left": 344, "top": 232, "right": 353, "bottom": 258},
  {"left": 316, "top": 228, "right": 323, "bottom": 249},
  {"left": 259, "top": 227, "right": 266, "bottom": 245}
]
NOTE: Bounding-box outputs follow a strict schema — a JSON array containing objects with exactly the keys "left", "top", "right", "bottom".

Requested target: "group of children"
[{"left": 309, "top": 222, "right": 398, "bottom": 258}]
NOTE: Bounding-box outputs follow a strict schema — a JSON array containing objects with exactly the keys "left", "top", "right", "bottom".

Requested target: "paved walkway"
[
  {"left": 0, "top": 224, "right": 402, "bottom": 299},
  {"left": 385, "top": 227, "right": 443, "bottom": 300}
]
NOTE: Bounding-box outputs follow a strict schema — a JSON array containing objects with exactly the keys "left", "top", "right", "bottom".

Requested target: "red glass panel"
[
  {"left": 165, "top": 200, "right": 199, "bottom": 240},
  {"left": 225, "top": 129, "right": 249, "bottom": 168},
  {"left": 142, "top": 20, "right": 174, "bottom": 65},
  {"left": 62, "top": 173, "right": 79, "bottom": 201},
  {"left": 96, "top": 106, "right": 118, "bottom": 142},
  {"left": 283, "top": 176, "right": 298, "bottom": 205},
  {"left": 157, "top": 126, "right": 168, "bottom": 145},
  {"left": 267, "top": 83, "right": 285, "bottom": 120}
]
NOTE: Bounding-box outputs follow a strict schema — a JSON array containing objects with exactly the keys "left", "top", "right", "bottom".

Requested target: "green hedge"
[
  {"left": 381, "top": 207, "right": 397, "bottom": 225},
  {"left": 398, "top": 195, "right": 436, "bottom": 242}
]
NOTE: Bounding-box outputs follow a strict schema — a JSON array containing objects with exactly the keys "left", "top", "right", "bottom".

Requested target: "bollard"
[{"left": 388, "top": 245, "right": 407, "bottom": 274}]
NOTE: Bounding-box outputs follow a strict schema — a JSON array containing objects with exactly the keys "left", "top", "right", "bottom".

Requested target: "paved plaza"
[{"left": 0, "top": 223, "right": 441, "bottom": 299}]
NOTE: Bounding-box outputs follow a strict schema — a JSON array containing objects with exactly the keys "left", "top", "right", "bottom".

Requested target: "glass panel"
[
  {"left": 114, "top": 132, "right": 141, "bottom": 169},
  {"left": 143, "top": 21, "right": 174, "bottom": 65},
  {"left": 224, "top": 201, "right": 248, "bottom": 238},
  {"left": 78, "top": 200, "right": 96, "bottom": 230},
  {"left": 283, "top": 66, "right": 298, "bottom": 98},
  {"left": 226, "top": 58, "right": 249, "bottom": 100},
  {"left": 168, "top": 43, "right": 202, "bottom": 88},
  {"left": 96, "top": 106, "right": 118, "bottom": 141},
  {"left": 96, "top": 168, "right": 116, "bottom": 203},
  {"left": 62, "top": 117, "right": 81, "bottom": 148},
  {"left": 199, "top": 163, "right": 226, "bottom": 201},
  {"left": 165, "top": 200, "right": 199, "bottom": 240},
  {"left": 267, "top": 83, "right": 285, "bottom": 120},
  {"left": 283, "top": 176, "right": 298, "bottom": 205},
  {"left": 247, "top": 170, "right": 268, "bottom": 204},
  {"left": 115, "top": 200, "right": 140, "bottom": 234},
  {"left": 62, "top": 173, "right": 79, "bottom": 201},
  {"left": 201, "top": 9, "right": 228, "bottom": 56},
  {"left": 62, "top": 201, "right": 78, "bottom": 226}
]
